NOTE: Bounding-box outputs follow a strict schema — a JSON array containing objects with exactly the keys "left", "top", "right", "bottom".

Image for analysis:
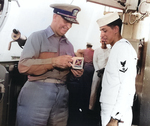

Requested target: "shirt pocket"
[
  {"left": 41, "top": 44, "right": 58, "bottom": 53},
  {"left": 59, "top": 49, "right": 74, "bottom": 56}
]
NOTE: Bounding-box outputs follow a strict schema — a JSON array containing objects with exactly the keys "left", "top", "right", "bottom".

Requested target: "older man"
[{"left": 16, "top": 3, "right": 83, "bottom": 126}]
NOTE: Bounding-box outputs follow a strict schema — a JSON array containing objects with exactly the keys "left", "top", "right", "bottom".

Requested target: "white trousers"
[{"left": 101, "top": 103, "right": 132, "bottom": 126}]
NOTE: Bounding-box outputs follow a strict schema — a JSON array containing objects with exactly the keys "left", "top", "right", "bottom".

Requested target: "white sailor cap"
[
  {"left": 97, "top": 12, "right": 120, "bottom": 28},
  {"left": 50, "top": 3, "right": 81, "bottom": 24}
]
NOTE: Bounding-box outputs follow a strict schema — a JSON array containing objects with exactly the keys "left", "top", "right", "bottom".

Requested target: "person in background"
[
  {"left": 89, "top": 40, "right": 110, "bottom": 126},
  {"left": 76, "top": 42, "right": 94, "bottom": 63},
  {"left": 67, "top": 43, "right": 94, "bottom": 126},
  {"left": 76, "top": 43, "right": 96, "bottom": 126},
  {"left": 16, "top": 3, "right": 83, "bottom": 126},
  {"left": 89, "top": 40, "right": 110, "bottom": 111},
  {"left": 97, "top": 12, "right": 137, "bottom": 126}
]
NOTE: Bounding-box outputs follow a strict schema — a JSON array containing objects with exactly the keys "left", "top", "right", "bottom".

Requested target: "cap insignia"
[{"left": 72, "top": 9, "right": 79, "bottom": 17}]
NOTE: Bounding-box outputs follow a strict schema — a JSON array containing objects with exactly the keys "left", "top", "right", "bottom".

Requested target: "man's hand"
[
  {"left": 106, "top": 118, "right": 118, "bottom": 126},
  {"left": 52, "top": 55, "right": 73, "bottom": 69},
  {"left": 101, "top": 40, "right": 107, "bottom": 49},
  {"left": 71, "top": 69, "right": 84, "bottom": 77}
]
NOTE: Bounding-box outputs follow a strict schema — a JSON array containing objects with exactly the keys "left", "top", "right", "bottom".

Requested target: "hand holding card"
[{"left": 71, "top": 57, "right": 84, "bottom": 69}]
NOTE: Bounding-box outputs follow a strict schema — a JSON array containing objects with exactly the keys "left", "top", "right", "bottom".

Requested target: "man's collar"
[{"left": 46, "top": 26, "right": 69, "bottom": 44}]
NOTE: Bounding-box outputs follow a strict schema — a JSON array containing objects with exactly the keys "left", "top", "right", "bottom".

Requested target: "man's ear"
[
  {"left": 53, "top": 14, "right": 57, "bottom": 20},
  {"left": 114, "top": 26, "right": 119, "bottom": 34}
]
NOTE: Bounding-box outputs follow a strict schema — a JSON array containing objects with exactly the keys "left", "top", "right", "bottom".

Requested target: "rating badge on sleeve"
[{"left": 119, "top": 60, "right": 128, "bottom": 73}]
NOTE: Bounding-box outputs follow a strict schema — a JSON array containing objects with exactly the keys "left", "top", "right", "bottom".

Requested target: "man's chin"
[
  {"left": 57, "top": 33, "right": 65, "bottom": 36},
  {"left": 59, "top": 31, "right": 67, "bottom": 36}
]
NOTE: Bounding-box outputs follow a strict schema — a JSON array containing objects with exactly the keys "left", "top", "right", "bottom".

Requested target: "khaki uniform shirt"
[{"left": 18, "top": 26, "right": 75, "bottom": 81}]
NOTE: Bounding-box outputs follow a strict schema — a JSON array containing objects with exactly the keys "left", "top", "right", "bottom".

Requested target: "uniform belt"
[{"left": 37, "top": 78, "right": 65, "bottom": 84}]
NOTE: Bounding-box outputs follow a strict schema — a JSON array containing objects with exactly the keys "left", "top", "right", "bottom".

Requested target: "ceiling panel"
[{"left": 87, "top": 0, "right": 125, "bottom": 10}]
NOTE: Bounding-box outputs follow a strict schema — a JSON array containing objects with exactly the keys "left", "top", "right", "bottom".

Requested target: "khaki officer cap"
[
  {"left": 97, "top": 12, "right": 120, "bottom": 28},
  {"left": 50, "top": 3, "right": 81, "bottom": 24}
]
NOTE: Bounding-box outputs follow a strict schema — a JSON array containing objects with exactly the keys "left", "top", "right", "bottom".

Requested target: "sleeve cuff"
[{"left": 111, "top": 112, "right": 122, "bottom": 121}]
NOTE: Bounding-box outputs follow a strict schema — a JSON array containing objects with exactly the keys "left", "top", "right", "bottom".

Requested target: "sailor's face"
[
  {"left": 54, "top": 14, "right": 72, "bottom": 36},
  {"left": 100, "top": 25, "right": 116, "bottom": 46}
]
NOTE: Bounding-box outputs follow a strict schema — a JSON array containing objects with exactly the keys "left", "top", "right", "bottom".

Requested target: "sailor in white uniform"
[{"left": 97, "top": 12, "right": 137, "bottom": 126}]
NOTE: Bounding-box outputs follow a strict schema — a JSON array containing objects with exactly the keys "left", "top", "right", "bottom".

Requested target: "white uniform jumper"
[{"left": 100, "top": 39, "right": 137, "bottom": 126}]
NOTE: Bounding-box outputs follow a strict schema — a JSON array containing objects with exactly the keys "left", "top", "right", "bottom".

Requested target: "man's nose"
[{"left": 100, "top": 32, "right": 104, "bottom": 38}]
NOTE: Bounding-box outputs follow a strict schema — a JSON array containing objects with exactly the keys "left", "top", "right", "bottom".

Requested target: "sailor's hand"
[
  {"left": 106, "top": 118, "right": 118, "bottom": 126},
  {"left": 100, "top": 40, "right": 107, "bottom": 49},
  {"left": 52, "top": 55, "right": 73, "bottom": 69},
  {"left": 71, "top": 69, "right": 84, "bottom": 77}
]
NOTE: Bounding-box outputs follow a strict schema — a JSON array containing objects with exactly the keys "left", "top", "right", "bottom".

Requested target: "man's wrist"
[
  {"left": 51, "top": 57, "right": 56, "bottom": 67},
  {"left": 101, "top": 45, "right": 107, "bottom": 49},
  {"left": 111, "top": 117, "right": 120, "bottom": 123}
]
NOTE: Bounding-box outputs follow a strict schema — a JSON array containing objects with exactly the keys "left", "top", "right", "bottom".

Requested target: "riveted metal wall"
[{"left": 122, "top": 13, "right": 150, "bottom": 125}]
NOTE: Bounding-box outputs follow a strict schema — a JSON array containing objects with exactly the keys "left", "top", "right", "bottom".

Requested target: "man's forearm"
[{"left": 18, "top": 58, "right": 54, "bottom": 75}]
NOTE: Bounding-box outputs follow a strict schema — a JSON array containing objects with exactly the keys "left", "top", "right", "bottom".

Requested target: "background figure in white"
[{"left": 89, "top": 41, "right": 110, "bottom": 110}]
